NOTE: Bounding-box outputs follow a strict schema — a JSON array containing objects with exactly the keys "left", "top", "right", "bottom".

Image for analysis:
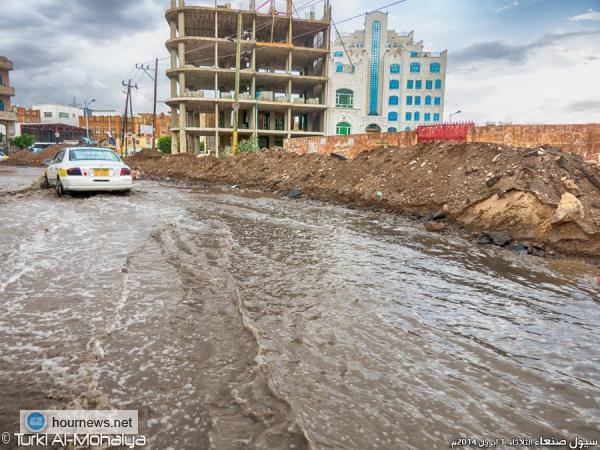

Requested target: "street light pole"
[
  {"left": 84, "top": 99, "right": 96, "bottom": 140},
  {"left": 449, "top": 110, "right": 462, "bottom": 123}
]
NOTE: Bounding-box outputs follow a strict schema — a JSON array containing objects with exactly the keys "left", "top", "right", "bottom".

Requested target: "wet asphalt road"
[{"left": 0, "top": 166, "right": 599, "bottom": 450}]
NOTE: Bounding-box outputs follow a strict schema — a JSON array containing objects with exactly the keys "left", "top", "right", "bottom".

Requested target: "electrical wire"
[{"left": 136, "top": 0, "right": 409, "bottom": 81}]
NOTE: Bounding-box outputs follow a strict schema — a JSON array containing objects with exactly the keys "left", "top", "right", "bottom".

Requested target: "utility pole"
[
  {"left": 135, "top": 59, "right": 159, "bottom": 152},
  {"left": 129, "top": 88, "right": 135, "bottom": 152},
  {"left": 122, "top": 83, "right": 130, "bottom": 155},
  {"left": 232, "top": 10, "right": 243, "bottom": 155},
  {"left": 121, "top": 79, "right": 138, "bottom": 155}
]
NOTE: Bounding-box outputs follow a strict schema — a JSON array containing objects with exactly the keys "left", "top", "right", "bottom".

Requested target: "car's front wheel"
[
  {"left": 56, "top": 177, "right": 65, "bottom": 197},
  {"left": 43, "top": 173, "right": 50, "bottom": 188}
]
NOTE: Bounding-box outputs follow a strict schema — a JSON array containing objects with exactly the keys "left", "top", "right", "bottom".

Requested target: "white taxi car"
[{"left": 44, "top": 147, "right": 133, "bottom": 196}]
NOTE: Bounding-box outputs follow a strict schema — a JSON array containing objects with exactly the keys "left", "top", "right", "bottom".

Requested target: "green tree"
[
  {"left": 157, "top": 135, "right": 171, "bottom": 154},
  {"left": 237, "top": 136, "right": 259, "bottom": 154},
  {"left": 10, "top": 133, "right": 34, "bottom": 150}
]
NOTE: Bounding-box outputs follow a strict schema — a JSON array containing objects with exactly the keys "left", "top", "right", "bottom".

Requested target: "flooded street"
[
  {"left": 0, "top": 166, "right": 43, "bottom": 193},
  {"left": 0, "top": 167, "right": 599, "bottom": 449}
]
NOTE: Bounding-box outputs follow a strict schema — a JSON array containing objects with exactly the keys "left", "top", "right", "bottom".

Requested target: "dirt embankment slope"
[
  {"left": 127, "top": 142, "right": 600, "bottom": 258},
  {"left": 1, "top": 145, "right": 71, "bottom": 166}
]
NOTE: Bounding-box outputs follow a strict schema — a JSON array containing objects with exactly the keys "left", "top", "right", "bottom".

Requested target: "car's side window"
[{"left": 53, "top": 151, "right": 64, "bottom": 163}]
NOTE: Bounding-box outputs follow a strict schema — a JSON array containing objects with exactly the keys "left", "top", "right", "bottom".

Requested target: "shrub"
[
  {"left": 11, "top": 133, "right": 34, "bottom": 150},
  {"left": 158, "top": 136, "right": 171, "bottom": 154},
  {"left": 237, "top": 136, "right": 259, "bottom": 154}
]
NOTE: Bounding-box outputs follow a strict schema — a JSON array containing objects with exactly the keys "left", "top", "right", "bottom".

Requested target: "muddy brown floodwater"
[{"left": 0, "top": 167, "right": 599, "bottom": 450}]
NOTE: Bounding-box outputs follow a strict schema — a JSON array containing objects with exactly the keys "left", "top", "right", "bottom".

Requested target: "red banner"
[{"left": 417, "top": 122, "right": 475, "bottom": 143}]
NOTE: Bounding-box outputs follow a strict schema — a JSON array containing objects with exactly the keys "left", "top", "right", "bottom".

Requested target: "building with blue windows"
[{"left": 327, "top": 11, "right": 447, "bottom": 135}]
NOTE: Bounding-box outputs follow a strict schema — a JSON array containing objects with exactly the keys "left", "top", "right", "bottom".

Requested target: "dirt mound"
[
  {"left": 129, "top": 149, "right": 163, "bottom": 161},
  {"left": 1, "top": 144, "right": 71, "bottom": 166},
  {"left": 129, "top": 143, "right": 600, "bottom": 259}
]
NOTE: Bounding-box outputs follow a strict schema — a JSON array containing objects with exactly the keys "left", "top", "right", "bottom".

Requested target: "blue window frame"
[
  {"left": 410, "top": 62, "right": 420, "bottom": 73},
  {"left": 388, "top": 111, "right": 398, "bottom": 121},
  {"left": 434, "top": 96, "right": 441, "bottom": 105},
  {"left": 406, "top": 96, "right": 413, "bottom": 105},
  {"left": 405, "top": 126, "right": 411, "bottom": 131},
  {"left": 389, "top": 96, "right": 398, "bottom": 105},
  {"left": 405, "top": 112, "right": 412, "bottom": 121},
  {"left": 407, "top": 80, "right": 414, "bottom": 89},
  {"left": 415, "top": 80, "right": 422, "bottom": 89},
  {"left": 434, "top": 113, "right": 440, "bottom": 122},
  {"left": 336, "top": 62, "right": 343, "bottom": 73},
  {"left": 430, "top": 63, "right": 441, "bottom": 73},
  {"left": 369, "top": 20, "right": 382, "bottom": 115},
  {"left": 424, "top": 113, "right": 431, "bottom": 121},
  {"left": 390, "top": 63, "right": 400, "bottom": 73},
  {"left": 410, "top": 51, "right": 418, "bottom": 57},
  {"left": 389, "top": 79, "right": 399, "bottom": 89},
  {"left": 333, "top": 51, "right": 344, "bottom": 57},
  {"left": 0, "top": 75, "right": 3, "bottom": 86},
  {"left": 426, "top": 80, "right": 433, "bottom": 89},
  {"left": 425, "top": 95, "right": 432, "bottom": 105},
  {"left": 414, "top": 111, "right": 420, "bottom": 121},
  {"left": 414, "top": 96, "right": 421, "bottom": 106},
  {"left": 435, "top": 79, "right": 442, "bottom": 89},
  {"left": 0, "top": 100, "right": 3, "bottom": 111},
  {"left": 387, "top": 127, "right": 397, "bottom": 132}
]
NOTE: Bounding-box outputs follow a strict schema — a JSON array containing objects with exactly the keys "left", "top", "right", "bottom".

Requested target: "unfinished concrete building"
[
  {"left": 165, "top": 0, "right": 331, "bottom": 154},
  {"left": 0, "top": 56, "right": 17, "bottom": 151}
]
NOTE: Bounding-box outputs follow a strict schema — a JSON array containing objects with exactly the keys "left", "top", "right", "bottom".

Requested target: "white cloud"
[
  {"left": 569, "top": 9, "right": 600, "bottom": 22},
  {"left": 447, "top": 31, "right": 600, "bottom": 124},
  {"left": 496, "top": 1, "right": 519, "bottom": 14}
]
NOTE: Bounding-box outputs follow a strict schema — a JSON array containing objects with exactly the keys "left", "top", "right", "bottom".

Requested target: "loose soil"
[
  {"left": 1, "top": 144, "right": 71, "bottom": 166},
  {"left": 126, "top": 143, "right": 600, "bottom": 259}
]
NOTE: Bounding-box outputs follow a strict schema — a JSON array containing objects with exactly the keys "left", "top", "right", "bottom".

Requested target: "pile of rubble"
[
  {"left": 127, "top": 142, "right": 600, "bottom": 258},
  {"left": 1, "top": 145, "right": 70, "bottom": 166}
]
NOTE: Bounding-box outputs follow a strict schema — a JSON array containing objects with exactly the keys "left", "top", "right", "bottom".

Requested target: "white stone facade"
[
  {"left": 326, "top": 11, "right": 447, "bottom": 136},
  {"left": 32, "top": 104, "right": 84, "bottom": 127}
]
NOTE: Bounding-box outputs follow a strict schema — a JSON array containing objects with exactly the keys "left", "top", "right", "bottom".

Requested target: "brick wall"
[
  {"left": 285, "top": 131, "right": 417, "bottom": 159},
  {"left": 284, "top": 123, "right": 600, "bottom": 163},
  {"left": 467, "top": 124, "right": 600, "bottom": 163}
]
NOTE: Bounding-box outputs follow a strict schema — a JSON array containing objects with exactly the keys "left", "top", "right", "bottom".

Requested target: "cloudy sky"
[{"left": 1, "top": 0, "right": 599, "bottom": 124}]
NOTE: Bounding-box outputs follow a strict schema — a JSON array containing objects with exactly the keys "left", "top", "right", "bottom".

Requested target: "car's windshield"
[{"left": 69, "top": 149, "right": 121, "bottom": 162}]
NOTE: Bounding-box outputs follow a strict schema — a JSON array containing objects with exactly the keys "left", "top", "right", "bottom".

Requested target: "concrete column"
[
  {"left": 171, "top": 132, "right": 178, "bottom": 154},
  {"left": 287, "top": 107, "right": 292, "bottom": 139},
  {"left": 178, "top": 11, "right": 185, "bottom": 38},
  {"left": 214, "top": 103, "right": 219, "bottom": 158},
  {"left": 178, "top": 0, "right": 185, "bottom": 6},
  {"left": 178, "top": 72, "right": 186, "bottom": 96},
  {"left": 179, "top": 103, "right": 187, "bottom": 153},
  {"left": 170, "top": 49, "right": 178, "bottom": 99},
  {"left": 177, "top": 7, "right": 186, "bottom": 105},
  {"left": 170, "top": 0, "right": 176, "bottom": 7},
  {"left": 170, "top": 20, "right": 177, "bottom": 40},
  {"left": 171, "top": 106, "right": 177, "bottom": 127},
  {"left": 214, "top": 11, "right": 219, "bottom": 65}
]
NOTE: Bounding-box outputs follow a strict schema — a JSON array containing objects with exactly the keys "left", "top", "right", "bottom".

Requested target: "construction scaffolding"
[{"left": 165, "top": 0, "right": 331, "bottom": 154}]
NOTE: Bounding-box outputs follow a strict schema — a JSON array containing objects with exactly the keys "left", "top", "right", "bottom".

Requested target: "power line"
[
  {"left": 137, "top": 0, "right": 409, "bottom": 90},
  {"left": 335, "top": 0, "right": 408, "bottom": 26}
]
